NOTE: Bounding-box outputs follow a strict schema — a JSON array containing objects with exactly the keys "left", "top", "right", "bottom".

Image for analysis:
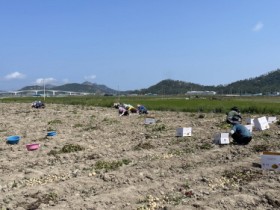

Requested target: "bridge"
[{"left": 0, "top": 89, "right": 93, "bottom": 96}]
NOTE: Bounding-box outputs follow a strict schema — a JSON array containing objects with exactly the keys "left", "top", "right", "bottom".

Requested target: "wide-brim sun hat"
[{"left": 231, "top": 106, "right": 239, "bottom": 112}]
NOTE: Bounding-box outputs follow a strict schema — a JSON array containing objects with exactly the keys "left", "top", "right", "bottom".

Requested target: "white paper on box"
[
  {"left": 176, "top": 127, "right": 192, "bottom": 137},
  {"left": 261, "top": 152, "right": 280, "bottom": 171},
  {"left": 220, "top": 133, "right": 229, "bottom": 144},
  {"left": 244, "top": 124, "right": 253, "bottom": 132},
  {"left": 214, "top": 133, "right": 229, "bottom": 144},
  {"left": 267, "top": 116, "right": 277, "bottom": 124},
  {"left": 144, "top": 118, "right": 156, "bottom": 124},
  {"left": 254, "top": 116, "right": 269, "bottom": 131}
]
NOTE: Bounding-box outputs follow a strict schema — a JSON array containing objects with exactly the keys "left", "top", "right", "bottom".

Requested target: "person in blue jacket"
[
  {"left": 137, "top": 104, "right": 148, "bottom": 114},
  {"left": 230, "top": 117, "right": 252, "bottom": 145}
]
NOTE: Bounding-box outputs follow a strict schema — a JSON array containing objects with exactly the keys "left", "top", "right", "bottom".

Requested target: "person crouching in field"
[
  {"left": 113, "top": 102, "right": 120, "bottom": 109},
  {"left": 125, "top": 104, "right": 138, "bottom": 113},
  {"left": 118, "top": 105, "right": 129, "bottom": 116},
  {"left": 226, "top": 106, "right": 242, "bottom": 124},
  {"left": 230, "top": 117, "right": 252, "bottom": 145},
  {"left": 31, "top": 101, "right": 45, "bottom": 109},
  {"left": 137, "top": 104, "right": 148, "bottom": 114}
]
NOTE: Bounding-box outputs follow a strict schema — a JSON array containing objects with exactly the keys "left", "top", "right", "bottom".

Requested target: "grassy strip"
[{"left": 1, "top": 95, "right": 280, "bottom": 114}]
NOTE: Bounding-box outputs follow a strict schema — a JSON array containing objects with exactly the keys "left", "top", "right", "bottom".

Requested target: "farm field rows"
[{"left": 0, "top": 102, "right": 280, "bottom": 210}]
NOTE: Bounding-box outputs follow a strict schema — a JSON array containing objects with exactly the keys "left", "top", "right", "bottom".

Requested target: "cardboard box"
[
  {"left": 267, "top": 116, "right": 277, "bottom": 124},
  {"left": 261, "top": 151, "right": 280, "bottom": 171},
  {"left": 176, "top": 127, "right": 192, "bottom": 137},
  {"left": 144, "top": 118, "right": 156, "bottom": 124},
  {"left": 246, "top": 118, "right": 254, "bottom": 125},
  {"left": 253, "top": 116, "right": 269, "bottom": 131},
  {"left": 244, "top": 124, "right": 253, "bottom": 132},
  {"left": 214, "top": 133, "right": 229, "bottom": 144}
]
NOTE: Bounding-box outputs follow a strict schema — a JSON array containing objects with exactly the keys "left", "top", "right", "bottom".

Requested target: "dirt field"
[{"left": 0, "top": 103, "right": 280, "bottom": 210}]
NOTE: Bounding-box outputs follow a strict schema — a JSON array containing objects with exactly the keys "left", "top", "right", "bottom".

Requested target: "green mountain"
[
  {"left": 131, "top": 80, "right": 209, "bottom": 95},
  {"left": 19, "top": 69, "right": 280, "bottom": 95},
  {"left": 134, "top": 69, "right": 280, "bottom": 95},
  {"left": 51, "top": 82, "right": 117, "bottom": 95},
  {"left": 20, "top": 85, "right": 43, "bottom": 90},
  {"left": 215, "top": 69, "right": 280, "bottom": 95},
  {"left": 19, "top": 82, "right": 118, "bottom": 95},
  {"left": 20, "top": 84, "right": 55, "bottom": 90}
]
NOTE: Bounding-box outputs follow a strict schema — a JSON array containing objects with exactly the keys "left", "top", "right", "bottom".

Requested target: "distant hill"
[
  {"left": 18, "top": 69, "right": 280, "bottom": 95},
  {"left": 20, "top": 84, "right": 56, "bottom": 90},
  {"left": 131, "top": 80, "right": 210, "bottom": 95},
  {"left": 20, "top": 81, "right": 118, "bottom": 95},
  {"left": 52, "top": 82, "right": 117, "bottom": 95},
  {"left": 215, "top": 69, "right": 280, "bottom": 95},
  {"left": 133, "top": 69, "right": 280, "bottom": 95},
  {"left": 20, "top": 85, "right": 46, "bottom": 90}
]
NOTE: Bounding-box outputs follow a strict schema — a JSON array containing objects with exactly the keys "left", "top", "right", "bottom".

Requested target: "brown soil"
[{"left": 0, "top": 103, "right": 280, "bottom": 210}]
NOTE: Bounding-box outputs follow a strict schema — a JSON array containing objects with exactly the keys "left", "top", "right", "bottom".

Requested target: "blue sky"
[{"left": 0, "top": 0, "right": 279, "bottom": 91}]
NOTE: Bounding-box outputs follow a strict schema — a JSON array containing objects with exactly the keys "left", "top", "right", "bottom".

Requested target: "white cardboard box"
[
  {"left": 254, "top": 116, "right": 270, "bottom": 131},
  {"left": 244, "top": 124, "right": 253, "bottom": 132},
  {"left": 144, "top": 118, "right": 156, "bottom": 124},
  {"left": 267, "top": 116, "right": 277, "bottom": 124},
  {"left": 176, "top": 127, "right": 192, "bottom": 137},
  {"left": 214, "top": 133, "right": 229, "bottom": 144},
  {"left": 261, "top": 152, "right": 280, "bottom": 171}
]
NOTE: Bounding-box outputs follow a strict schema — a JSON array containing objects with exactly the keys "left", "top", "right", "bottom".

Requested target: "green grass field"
[{"left": 1, "top": 95, "right": 280, "bottom": 114}]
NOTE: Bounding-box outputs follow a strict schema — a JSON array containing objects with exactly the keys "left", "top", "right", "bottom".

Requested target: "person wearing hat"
[
  {"left": 137, "top": 104, "right": 148, "bottom": 114},
  {"left": 113, "top": 102, "right": 120, "bottom": 109},
  {"left": 226, "top": 106, "right": 242, "bottom": 124},
  {"left": 230, "top": 117, "right": 252, "bottom": 145},
  {"left": 124, "top": 104, "right": 138, "bottom": 113}
]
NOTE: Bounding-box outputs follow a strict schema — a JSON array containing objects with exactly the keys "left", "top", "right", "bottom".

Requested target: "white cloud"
[
  {"left": 252, "top": 21, "right": 264, "bottom": 32},
  {"left": 84, "top": 75, "right": 97, "bottom": 81},
  {"left": 4, "top": 71, "right": 26, "bottom": 80},
  {"left": 35, "top": 77, "right": 56, "bottom": 85}
]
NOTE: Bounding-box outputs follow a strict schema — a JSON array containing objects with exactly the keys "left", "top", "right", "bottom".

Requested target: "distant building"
[
  {"left": 145, "top": 93, "right": 157, "bottom": 96},
  {"left": 185, "top": 91, "right": 216, "bottom": 95}
]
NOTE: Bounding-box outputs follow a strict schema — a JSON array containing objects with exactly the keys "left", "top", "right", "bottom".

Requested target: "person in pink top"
[{"left": 118, "top": 105, "right": 129, "bottom": 116}]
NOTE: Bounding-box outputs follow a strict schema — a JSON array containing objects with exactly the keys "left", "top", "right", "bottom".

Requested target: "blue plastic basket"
[
  {"left": 6, "top": 136, "right": 21, "bottom": 144},
  {"left": 47, "top": 131, "right": 57, "bottom": 137}
]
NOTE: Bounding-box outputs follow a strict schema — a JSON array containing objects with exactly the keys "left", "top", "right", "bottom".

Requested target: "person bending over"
[
  {"left": 230, "top": 118, "right": 252, "bottom": 145},
  {"left": 137, "top": 104, "right": 148, "bottom": 114},
  {"left": 227, "top": 106, "right": 242, "bottom": 124}
]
